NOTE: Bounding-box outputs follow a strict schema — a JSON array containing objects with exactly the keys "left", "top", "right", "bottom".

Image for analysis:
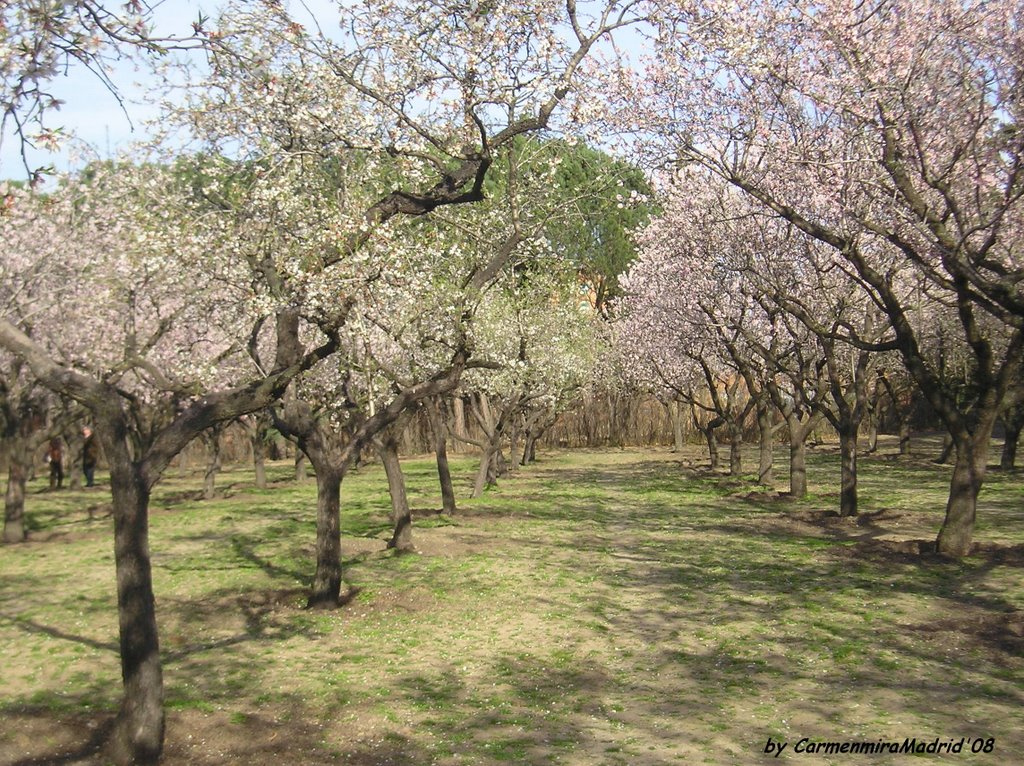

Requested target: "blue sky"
[
  {"left": 1, "top": 0, "right": 646, "bottom": 179},
  {"left": 0, "top": 0, "right": 344, "bottom": 178}
]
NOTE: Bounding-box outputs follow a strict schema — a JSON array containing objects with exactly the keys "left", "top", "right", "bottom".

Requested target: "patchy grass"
[{"left": 1, "top": 439, "right": 1022, "bottom": 765}]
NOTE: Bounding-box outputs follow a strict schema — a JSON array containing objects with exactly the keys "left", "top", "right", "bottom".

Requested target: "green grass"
[{"left": 1, "top": 442, "right": 1023, "bottom": 765}]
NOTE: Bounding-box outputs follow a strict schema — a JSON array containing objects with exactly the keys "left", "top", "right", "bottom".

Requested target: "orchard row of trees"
[
  {"left": 612, "top": 0, "right": 1024, "bottom": 562},
  {"left": 2, "top": 0, "right": 1022, "bottom": 764},
  {"left": 0, "top": 2, "right": 654, "bottom": 762}
]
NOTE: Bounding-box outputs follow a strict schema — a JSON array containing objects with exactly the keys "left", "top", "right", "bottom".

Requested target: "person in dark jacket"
[
  {"left": 47, "top": 437, "right": 64, "bottom": 490},
  {"left": 82, "top": 426, "right": 99, "bottom": 487}
]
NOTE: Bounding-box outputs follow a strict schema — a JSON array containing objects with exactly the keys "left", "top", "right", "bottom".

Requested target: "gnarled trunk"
[
  {"left": 427, "top": 400, "right": 457, "bottom": 514},
  {"left": 522, "top": 434, "right": 538, "bottom": 466},
  {"left": 472, "top": 447, "right": 498, "bottom": 498},
  {"left": 308, "top": 466, "right": 343, "bottom": 608},
  {"left": 728, "top": 422, "right": 743, "bottom": 476},
  {"left": 294, "top": 451, "right": 308, "bottom": 483},
  {"left": 936, "top": 438, "right": 989, "bottom": 557},
  {"left": 106, "top": 451, "right": 164, "bottom": 766},
  {"left": 379, "top": 437, "right": 414, "bottom": 552}
]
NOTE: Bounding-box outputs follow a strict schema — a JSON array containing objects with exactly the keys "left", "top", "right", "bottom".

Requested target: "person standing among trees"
[
  {"left": 46, "top": 437, "right": 64, "bottom": 490},
  {"left": 81, "top": 426, "right": 98, "bottom": 487}
]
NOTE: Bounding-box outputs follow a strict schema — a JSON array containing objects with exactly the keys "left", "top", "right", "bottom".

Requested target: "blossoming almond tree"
[
  {"left": 636, "top": 0, "right": 1024, "bottom": 556},
  {"left": 0, "top": 0, "right": 202, "bottom": 178},
  {"left": 1, "top": 1, "right": 649, "bottom": 759}
]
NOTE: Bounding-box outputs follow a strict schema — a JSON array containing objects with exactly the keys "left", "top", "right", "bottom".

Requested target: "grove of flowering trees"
[
  {"left": 2, "top": 0, "right": 1023, "bottom": 764},
  {"left": 618, "top": 0, "right": 1024, "bottom": 557}
]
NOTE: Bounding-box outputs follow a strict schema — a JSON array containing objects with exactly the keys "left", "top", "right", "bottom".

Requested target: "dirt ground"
[{"left": 2, "top": 446, "right": 1022, "bottom": 765}]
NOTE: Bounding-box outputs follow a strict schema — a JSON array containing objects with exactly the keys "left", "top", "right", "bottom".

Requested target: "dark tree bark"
[
  {"left": 105, "top": 445, "right": 163, "bottom": 766},
  {"left": 1, "top": 387, "right": 49, "bottom": 543},
  {"left": 937, "top": 434, "right": 991, "bottom": 555},
  {"left": 0, "top": 311, "right": 339, "bottom": 764},
  {"left": 472, "top": 447, "right": 499, "bottom": 497},
  {"left": 465, "top": 391, "right": 523, "bottom": 498},
  {"left": 201, "top": 425, "right": 223, "bottom": 500},
  {"left": 3, "top": 438, "right": 31, "bottom": 543},
  {"left": 876, "top": 371, "right": 912, "bottom": 456},
  {"left": 783, "top": 409, "right": 822, "bottom": 499},
  {"left": 308, "top": 464, "right": 344, "bottom": 608},
  {"left": 755, "top": 399, "right": 775, "bottom": 486},
  {"left": 275, "top": 352, "right": 474, "bottom": 606},
  {"left": 695, "top": 357, "right": 753, "bottom": 477},
  {"left": 427, "top": 397, "right": 457, "bottom": 513},
  {"left": 379, "top": 437, "right": 413, "bottom": 552},
  {"left": 999, "top": 404, "right": 1023, "bottom": 470},
  {"left": 864, "top": 378, "right": 880, "bottom": 454},
  {"left": 253, "top": 438, "right": 268, "bottom": 489},
  {"left": 936, "top": 431, "right": 954, "bottom": 465},
  {"left": 789, "top": 437, "right": 808, "bottom": 499},
  {"left": 727, "top": 421, "right": 743, "bottom": 476},
  {"left": 690, "top": 403, "right": 722, "bottom": 471},
  {"left": 837, "top": 421, "right": 859, "bottom": 517},
  {"left": 520, "top": 407, "right": 555, "bottom": 466},
  {"left": 506, "top": 415, "right": 521, "bottom": 474},
  {"left": 375, "top": 412, "right": 416, "bottom": 552},
  {"left": 294, "top": 451, "right": 308, "bottom": 483},
  {"left": 246, "top": 411, "right": 273, "bottom": 489}
]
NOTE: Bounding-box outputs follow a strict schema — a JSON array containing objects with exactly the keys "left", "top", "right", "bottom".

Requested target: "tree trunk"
[
  {"left": 202, "top": 429, "right": 221, "bottom": 501},
  {"left": 1002, "top": 426, "right": 1020, "bottom": 470},
  {"left": 308, "top": 467, "right": 343, "bottom": 608},
  {"left": 437, "top": 444, "right": 457, "bottom": 514},
  {"left": 295, "top": 451, "right": 308, "bottom": 483},
  {"left": 522, "top": 434, "right": 538, "bottom": 466},
  {"left": 756, "top": 404, "right": 774, "bottom": 486},
  {"left": 452, "top": 396, "right": 468, "bottom": 453},
  {"left": 898, "top": 419, "right": 911, "bottom": 456},
  {"left": 789, "top": 438, "right": 807, "bottom": 498},
  {"left": 865, "top": 415, "right": 879, "bottom": 454},
  {"left": 3, "top": 441, "right": 30, "bottom": 543},
  {"left": 252, "top": 427, "right": 268, "bottom": 490},
  {"left": 936, "top": 431, "right": 954, "bottom": 464},
  {"left": 427, "top": 399, "right": 456, "bottom": 514},
  {"left": 65, "top": 428, "right": 84, "bottom": 491},
  {"left": 701, "top": 428, "right": 719, "bottom": 471},
  {"left": 106, "top": 456, "right": 164, "bottom": 766},
  {"left": 379, "top": 438, "right": 414, "bottom": 552},
  {"left": 507, "top": 420, "right": 521, "bottom": 474},
  {"left": 472, "top": 445, "right": 499, "bottom": 498},
  {"left": 935, "top": 438, "right": 989, "bottom": 557},
  {"left": 1000, "top": 407, "right": 1023, "bottom": 470},
  {"left": 838, "top": 424, "right": 858, "bottom": 517},
  {"left": 669, "top": 400, "right": 685, "bottom": 453},
  {"left": 728, "top": 422, "right": 742, "bottom": 476}
]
